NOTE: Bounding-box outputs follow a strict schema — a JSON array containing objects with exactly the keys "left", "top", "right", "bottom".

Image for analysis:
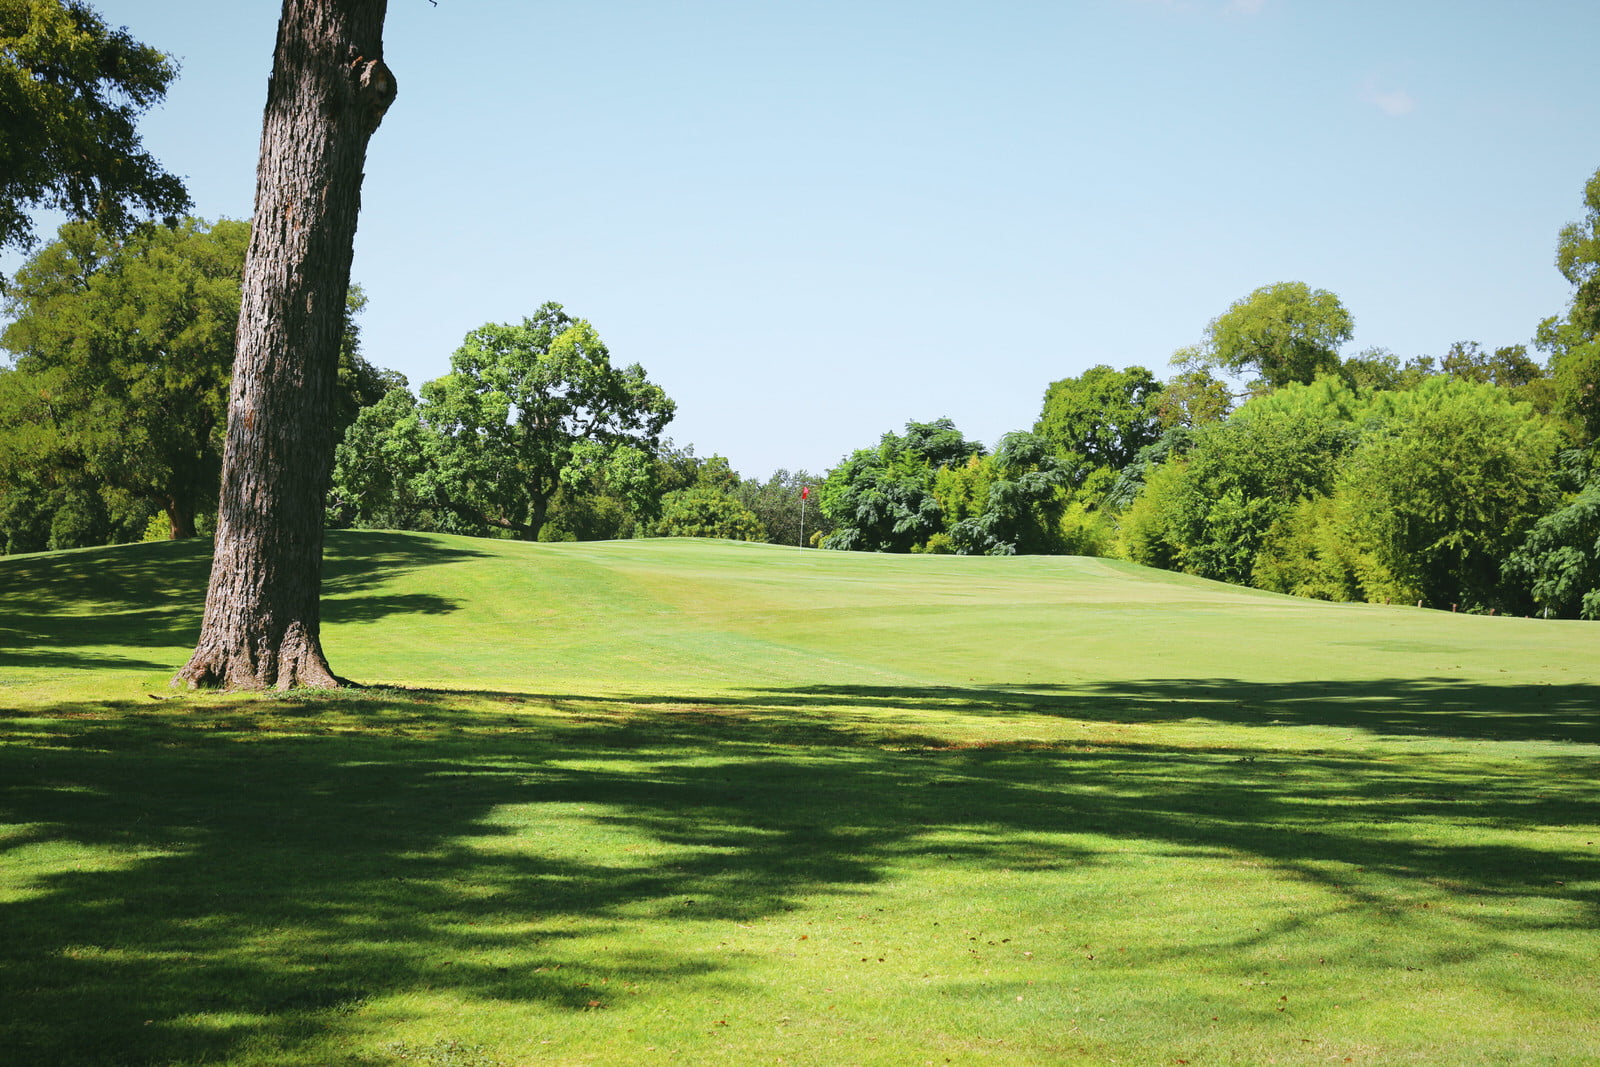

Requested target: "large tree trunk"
[{"left": 177, "top": 0, "right": 394, "bottom": 690}]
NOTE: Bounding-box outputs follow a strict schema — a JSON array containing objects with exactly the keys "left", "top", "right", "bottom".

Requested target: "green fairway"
[{"left": 2, "top": 532, "right": 1598, "bottom": 1064}]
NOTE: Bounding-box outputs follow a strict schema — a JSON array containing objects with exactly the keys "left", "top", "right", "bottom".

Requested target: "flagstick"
[{"left": 799, "top": 492, "right": 806, "bottom": 549}]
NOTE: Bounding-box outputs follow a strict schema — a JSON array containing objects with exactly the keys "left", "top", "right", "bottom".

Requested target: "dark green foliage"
[
  {"left": 820, "top": 445, "right": 943, "bottom": 552},
  {"left": 822, "top": 421, "right": 1070, "bottom": 557},
  {"left": 819, "top": 418, "right": 983, "bottom": 552},
  {"left": 1, "top": 220, "right": 388, "bottom": 549},
  {"left": 538, "top": 486, "right": 639, "bottom": 542},
  {"left": 0, "top": 0, "right": 190, "bottom": 270},
  {"left": 1336, "top": 347, "right": 1476, "bottom": 397},
  {"left": 1503, "top": 468, "right": 1600, "bottom": 619},
  {"left": 1101, "top": 425, "right": 1197, "bottom": 512},
  {"left": 1162, "top": 406, "right": 1354, "bottom": 584},
  {"left": 559, "top": 448, "right": 742, "bottom": 542},
  {"left": 334, "top": 285, "right": 406, "bottom": 433},
  {"left": 899, "top": 417, "right": 984, "bottom": 470},
  {"left": 1120, "top": 376, "right": 1565, "bottom": 613},
  {"left": 1338, "top": 347, "right": 1408, "bottom": 393},
  {"left": 325, "top": 387, "right": 457, "bottom": 534},
  {"left": 947, "top": 432, "right": 1070, "bottom": 555},
  {"left": 1335, "top": 379, "right": 1558, "bottom": 609},
  {"left": 328, "top": 304, "right": 675, "bottom": 542},
  {"left": 44, "top": 484, "right": 107, "bottom": 549},
  {"left": 419, "top": 306, "right": 673, "bottom": 541},
  {"left": 1439, "top": 341, "right": 1545, "bottom": 388},
  {"left": 1, "top": 218, "right": 245, "bottom": 540},
  {"left": 1033, "top": 364, "right": 1163, "bottom": 482}
]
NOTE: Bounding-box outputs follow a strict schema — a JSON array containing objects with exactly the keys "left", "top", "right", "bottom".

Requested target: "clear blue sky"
[{"left": 16, "top": 1, "right": 1600, "bottom": 479}]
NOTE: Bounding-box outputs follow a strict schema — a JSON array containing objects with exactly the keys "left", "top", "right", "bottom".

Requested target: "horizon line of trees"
[
  {"left": 0, "top": 218, "right": 832, "bottom": 554},
  {"left": 809, "top": 166, "right": 1600, "bottom": 618},
  {"left": 4, "top": 165, "right": 1599, "bottom": 618}
]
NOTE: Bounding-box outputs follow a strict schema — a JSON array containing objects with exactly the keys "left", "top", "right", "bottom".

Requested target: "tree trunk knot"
[{"left": 348, "top": 55, "right": 397, "bottom": 131}]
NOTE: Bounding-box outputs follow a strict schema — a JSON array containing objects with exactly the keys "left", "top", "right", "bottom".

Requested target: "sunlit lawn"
[{"left": 2, "top": 532, "right": 1598, "bottom": 1064}]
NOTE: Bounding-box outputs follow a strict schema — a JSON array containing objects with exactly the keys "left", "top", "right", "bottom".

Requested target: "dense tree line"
[
  {"left": 322, "top": 307, "right": 833, "bottom": 549},
  {"left": 815, "top": 166, "right": 1600, "bottom": 619},
  {"left": 0, "top": 218, "right": 827, "bottom": 555}
]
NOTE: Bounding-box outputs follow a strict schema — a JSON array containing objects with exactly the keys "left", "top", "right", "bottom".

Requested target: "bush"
[
  {"left": 650, "top": 488, "right": 766, "bottom": 541},
  {"left": 1504, "top": 479, "right": 1600, "bottom": 618}
]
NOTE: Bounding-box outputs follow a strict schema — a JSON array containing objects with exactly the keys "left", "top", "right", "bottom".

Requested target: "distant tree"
[
  {"left": 819, "top": 419, "right": 983, "bottom": 553},
  {"left": 1120, "top": 376, "right": 1564, "bottom": 610},
  {"left": 1532, "top": 170, "right": 1600, "bottom": 447},
  {"left": 1438, "top": 341, "right": 1545, "bottom": 388},
  {"left": 900, "top": 418, "right": 985, "bottom": 470},
  {"left": 1504, "top": 476, "right": 1600, "bottom": 619},
  {"left": 3, "top": 219, "right": 389, "bottom": 544},
  {"left": 1145, "top": 401, "right": 1355, "bottom": 584},
  {"left": 0, "top": 362, "right": 117, "bottom": 552},
  {"left": 346, "top": 305, "right": 674, "bottom": 541},
  {"left": 1337, "top": 347, "right": 1408, "bottom": 393},
  {"left": 820, "top": 442, "right": 943, "bottom": 553},
  {"left": 1114, "top": 455, "right": 1190, "bottom": 571},
  {"left": 1152, "top": 368, "right": 1232, "bottom": 428},
  {"left": 1, "top": 218, "right": 246, "bottom": 538},
  {"left": 681, "top": 453, "right": 740, "bottom": 494},
  {"left": 931, "top": 454, "right": 994, "bottom": 530},
  {"left": 324, "top": 386, "right": 459, "bottom": 534},
  {"left": 1338, "top": 378, "right": 1559, "bottom": 609},
  {"left": 1556, "top": 167, "right": 1600, "bottom": 337},
  {"left": 1178, "top": 282, "right": 1353, "bottom": 389},
  {"left": 1033, "top": 364, "right": 1163, "bottom": 481},
  {"left": 651, "top": 487, "right": 766, "bottom": 541},
  {"left": 333, "top": 284, "right": 406, "bottom": 431},
  {"left": 947, "top": 432, "right": 1071, "bottom": 555},
  {"left": 1101, "top": 424, "right": 1197, "bottom": 514},
  {"left": 1249, "top": 493, "right": 1368, "bottom": 602},
  {"left": 0, "top": 0, "right": 189, "bottom": 275},
  {"left": 1534, "top": 316, "right": 1600, "bottom": 445},
  {"left": 650, "top": 441, "right": 710, "bottom": 497},
  {"left": 733, "top": 468, "right": 831, "bottom": 547},
  {"left": 594, "top": 448, "right": 738, "bottom": 541},
  {"left": 538, "top": 485, "right": 638, "bottom": 542}
]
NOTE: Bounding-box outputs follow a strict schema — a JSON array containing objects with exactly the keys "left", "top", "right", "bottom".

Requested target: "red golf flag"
[{"left": 801, "top": 486, "right": 811, "bottom": 500}]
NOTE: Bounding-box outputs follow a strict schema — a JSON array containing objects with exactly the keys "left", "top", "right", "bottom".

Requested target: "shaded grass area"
[
  {"left": 0, "top": 533, "right": 482, "bottom": 675},
  {"left": 3, "top": 684, "right": 1599, "bottom": 1065},
  {"left": 739, "top": 677, "right": 1600, "bottom": 746}
]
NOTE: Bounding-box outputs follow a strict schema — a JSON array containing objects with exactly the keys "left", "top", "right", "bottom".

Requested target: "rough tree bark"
[{"left": 177, "top": 0, "right": 395, "bottom": 689}]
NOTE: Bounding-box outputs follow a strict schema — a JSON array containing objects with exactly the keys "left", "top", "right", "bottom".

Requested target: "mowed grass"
[{"left": 2, "top": 531, "right": 1599, "bottom": 1065}]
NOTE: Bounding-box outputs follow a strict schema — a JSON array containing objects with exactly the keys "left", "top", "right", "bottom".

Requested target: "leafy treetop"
[
  {"left": 0, "top": 0, "right": 190, "bottom": 268},
  {"left": 1178, "top": 281, "right": 1353, "bottom": 389},
  {"left": 387, "top": 303, "right": 675, "bottom": 541}
]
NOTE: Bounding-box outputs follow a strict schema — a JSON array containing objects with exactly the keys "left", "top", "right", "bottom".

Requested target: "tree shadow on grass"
[
  {"left": 2, "top": 682, "right": 1598, "bottom": 1063},
  {"left": 0, "top": 531, "right": 484, "bottom": 671},
  {"left": 698, "top": 677, "right": 1600, "bottom": 747}
]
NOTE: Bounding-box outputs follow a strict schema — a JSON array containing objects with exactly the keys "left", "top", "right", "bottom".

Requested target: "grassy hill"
[{"left": 3, "top": 532, "right": 1598, "bottom": 1064}]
